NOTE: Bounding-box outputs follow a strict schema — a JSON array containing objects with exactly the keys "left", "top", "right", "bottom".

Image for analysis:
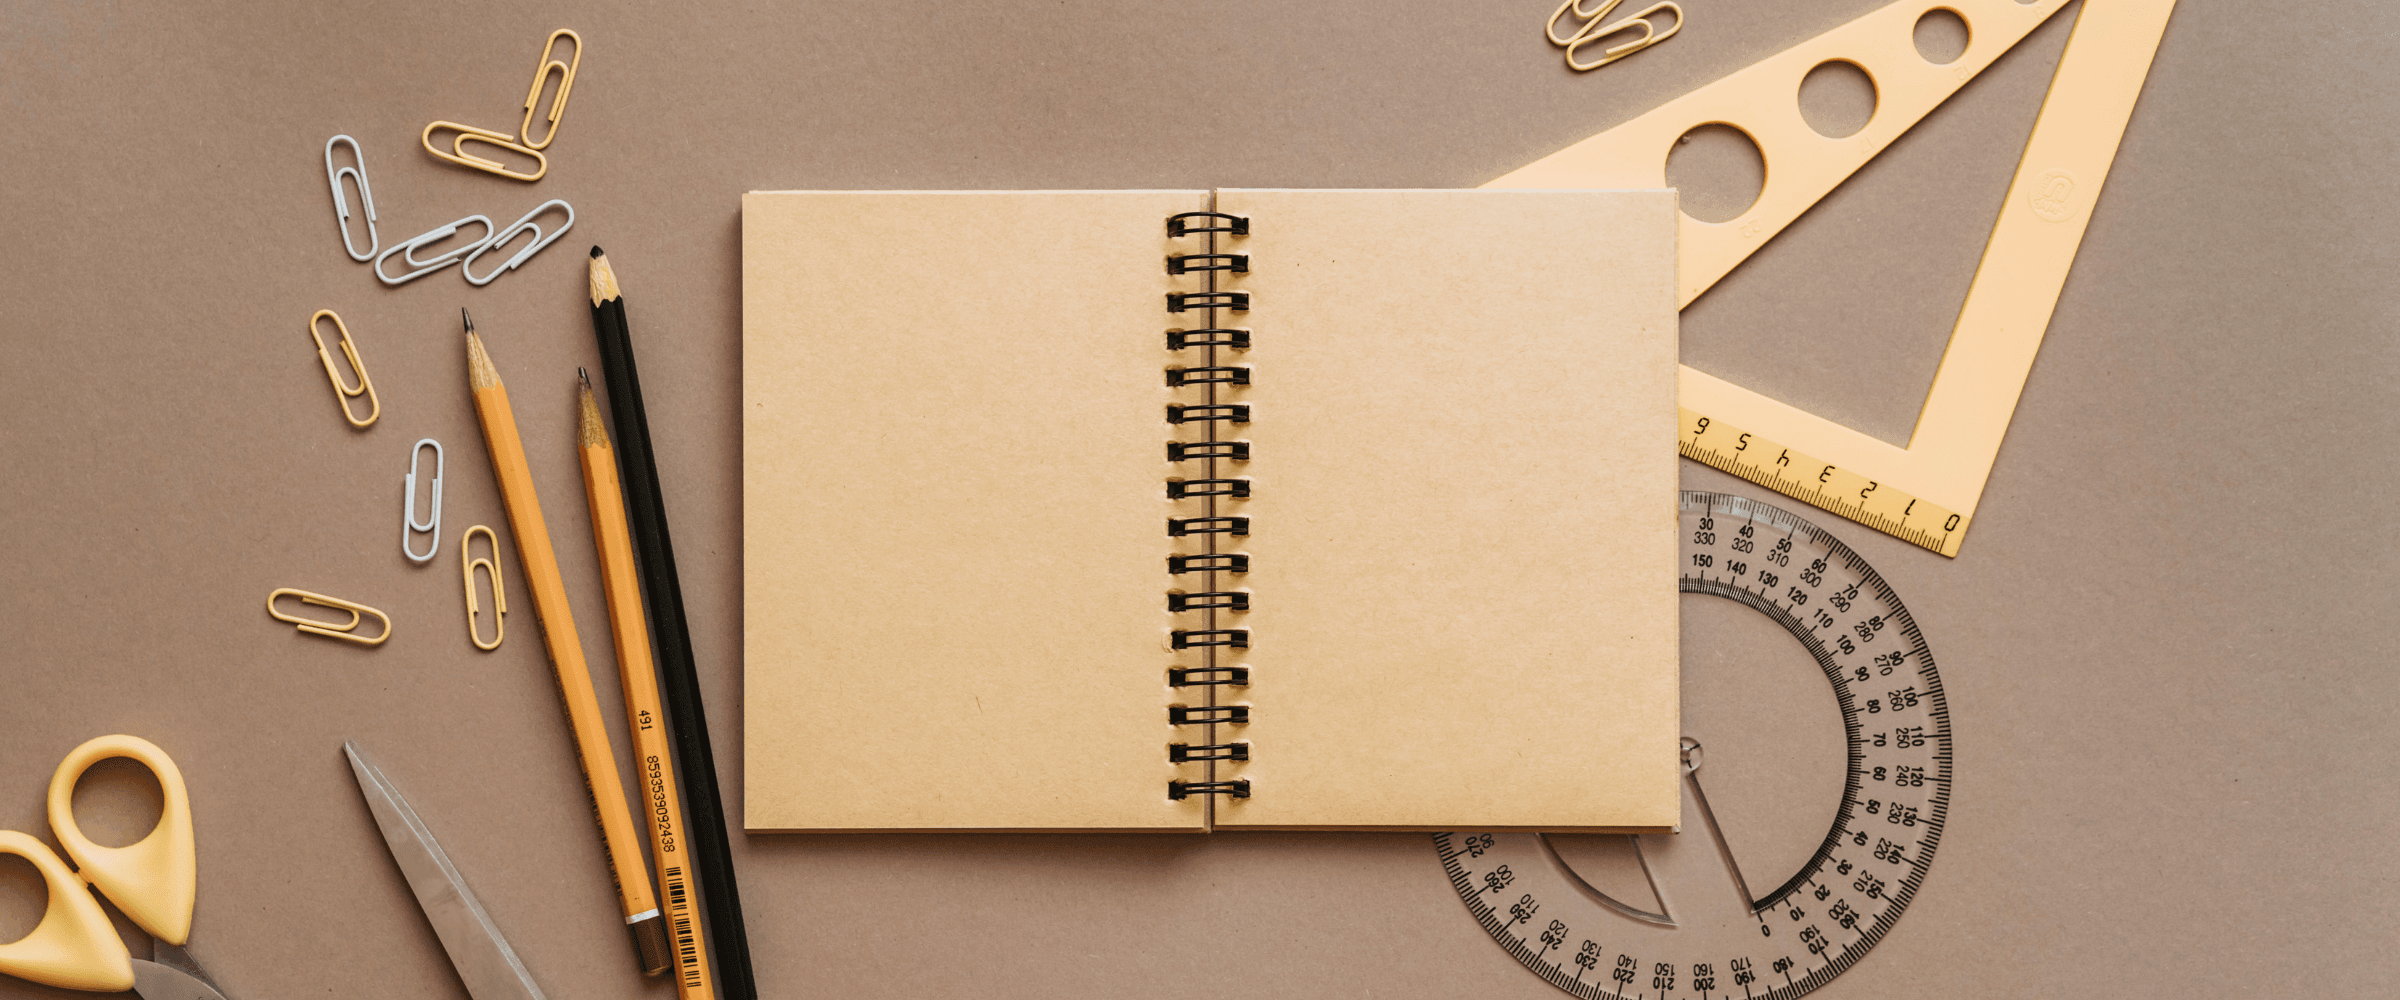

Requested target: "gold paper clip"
[
  {"left": 519, "top": 29, "right": 582, "bottom": 151},
  {"left": 1546, "top": 0, "right": 1682, "bottom": 72},
  {"left": 461, "top": 525, "right": 507, "bottom": 651},
  {"left": 266, "top": 588, "right": 392, "bottom": 646},
  {"left": 421, "top": 121, "right": 549, "bottom": 182},
  {"left": 308, "top": 310, "right": 379, "bottom": 429}
]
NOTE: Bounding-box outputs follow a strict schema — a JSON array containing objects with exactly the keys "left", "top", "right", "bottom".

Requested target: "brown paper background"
[{"left": 0, "top": 1, "right": 2391, "bottom": 998}]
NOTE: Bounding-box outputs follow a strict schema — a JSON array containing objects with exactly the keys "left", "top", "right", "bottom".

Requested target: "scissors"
[{"left": 0, "top": 734, "right": 232, "bottom": 999}]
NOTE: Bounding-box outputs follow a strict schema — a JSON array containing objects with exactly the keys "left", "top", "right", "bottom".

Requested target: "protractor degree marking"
[
  {"left": 1681, "top": 565, "right": 1874, "bottom": 916},
  {"left": 1449, "top": 493, "right": 1951, "bottom": 1000}
]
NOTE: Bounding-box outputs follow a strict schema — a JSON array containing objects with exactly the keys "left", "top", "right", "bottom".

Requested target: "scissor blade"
[
  {"left": 130, "top": 959, "right": 228, "bottom": 1000},
  {"left": 343, "top": 742, "right": 547, "bottom": 1000}
]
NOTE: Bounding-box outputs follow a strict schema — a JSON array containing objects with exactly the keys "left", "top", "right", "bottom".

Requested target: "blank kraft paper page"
[
  {"left": 1213, "top": 189, "right": 1682, "bottom": 831},
  {"left": 744, "top": 190, "right": 1213, "bottom": 831}
]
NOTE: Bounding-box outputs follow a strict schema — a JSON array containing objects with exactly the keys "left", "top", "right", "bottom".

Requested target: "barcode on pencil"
[{"left": 666, "top": 866, "right": 702, "bottom": 988}]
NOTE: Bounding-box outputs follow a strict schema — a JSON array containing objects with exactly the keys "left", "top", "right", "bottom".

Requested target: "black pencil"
[{"left": 586, "top": 247, "right": 757, "bottom": 1000}]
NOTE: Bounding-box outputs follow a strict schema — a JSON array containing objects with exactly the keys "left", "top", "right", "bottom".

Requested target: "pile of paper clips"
[
  {"left": 287, "top": 28, "right": 581, "bottom": 648},
  {"left": 283, "top": 309, "right": 511, "bottom": 652},
  {"left": 423, "top": 29, "right": 582, "bottom": 183},
  {"left": 1545, "top": 0, "right": 1681, "bottom": 71},
  {"left": 321, "top": 29, "right": 582, "bottom": 287}
]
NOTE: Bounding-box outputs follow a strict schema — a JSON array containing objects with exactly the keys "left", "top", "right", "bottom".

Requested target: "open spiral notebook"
[{"left": 743, "top": 188, "right": 1680, "bottom": 833}]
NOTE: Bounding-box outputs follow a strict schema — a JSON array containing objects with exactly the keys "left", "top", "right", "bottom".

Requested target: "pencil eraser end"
[{"left": 630, "top": 913, "right": 672, "bottom": 977}]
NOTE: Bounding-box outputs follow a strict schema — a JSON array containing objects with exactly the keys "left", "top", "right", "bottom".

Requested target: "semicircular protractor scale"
[{"left": 1437, "top": 492, "right": 1951, "bottom": 999}]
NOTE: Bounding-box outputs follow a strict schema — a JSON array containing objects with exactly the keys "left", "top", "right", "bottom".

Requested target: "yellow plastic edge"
[
  {"left": 1489, "top": 0, "right": 2075, "bottom": 305},
  {"left": 1494, "top": 0, "right": 2177, "bottom": 556},
  {"left": 0, "top": 830, "right": 134, "bottom": 992},
  {"left": 45, "top": 734, "right": 197, "bottom": 947}
]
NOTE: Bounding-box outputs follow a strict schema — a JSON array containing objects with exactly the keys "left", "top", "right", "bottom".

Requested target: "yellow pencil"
[
  {"left": 575, "top": 377, "right": 715, "bottom": 1000},
  {"left": 462, "top": 312, "right": 669, "bottom": 976}
]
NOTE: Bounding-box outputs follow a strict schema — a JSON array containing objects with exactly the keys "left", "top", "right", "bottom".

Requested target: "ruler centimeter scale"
[
  {"left": 1492, "top": 0, "right": 2178, "bottom": 557},
  {"left": 1677, "top": 407, "right": 1964, "bottom": 556},
  {"left": 1439, "top": 492, "right": 1952, "bottom": 999}
]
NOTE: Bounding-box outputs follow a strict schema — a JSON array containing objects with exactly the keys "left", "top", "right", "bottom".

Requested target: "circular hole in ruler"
[
  {"left": 70, "top": 756, "right": 165, "bottom": 849},
  {"left": 0, "top": 852, "right": 43, "bottom": 944},
  {"left": 1798, "top": 60, "right": 1878, "bottom": 139},
  {"left": 1665, "top": 124, "right": 1766, "bottom": 224},
  {"left": 1913, "top": 8, "right": 1970, "bottom": 64}
]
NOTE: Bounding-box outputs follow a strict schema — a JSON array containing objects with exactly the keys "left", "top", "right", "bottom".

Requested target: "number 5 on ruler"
[{"left": 1491, "top": 0, "right": 2177, "bottom": 557}]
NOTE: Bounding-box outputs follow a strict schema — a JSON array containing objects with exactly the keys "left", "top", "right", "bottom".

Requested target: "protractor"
[{"left": 1437, "top": 491, "right": 1952, "bottom": 999}]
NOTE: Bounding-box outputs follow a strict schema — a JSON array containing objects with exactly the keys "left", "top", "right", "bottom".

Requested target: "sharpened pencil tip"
[
  {"left": 578, "top": 379, "right": 608, "bottom": 447},
  {"left": 461, "top": 308, "right": 474, "bottom": 334},
  {"left": 465, "top": 328, "right": 498, "bottom": 390},
  {"left": 588, "top": 251, "right": 621, "bottom": 306}
]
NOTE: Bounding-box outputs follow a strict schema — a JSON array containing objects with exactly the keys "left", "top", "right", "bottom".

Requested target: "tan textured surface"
[
  {"left": 0, "top": 1, "right": 2393, "bottom": 998},
  {"left": 742, "top": 190, "right": 1210, "bottom": 832},
  {"left": 1212, "top": 189, "right": 1680, "bottom": 831},
  {"left": 744, "top": 189, "right": 1676, "bottom": 833}
]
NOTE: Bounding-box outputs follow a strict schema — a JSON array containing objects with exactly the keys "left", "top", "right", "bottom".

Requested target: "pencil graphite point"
[
  {"left": 461, "top": 307, "right": 475, "bottom": 335},
  {"left": 588, "top": 248, "right": 622, "bottom": 307}
]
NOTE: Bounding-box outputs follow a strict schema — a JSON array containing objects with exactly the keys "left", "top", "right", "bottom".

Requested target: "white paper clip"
[
  {"left": 375, "top": 215, "right": 496, "bottom": 286},
  {"left": 462, "top": 200, "right": 576, "bottom": 286},
  {"left": 325, "top": 135, "right": 379, "bottom": 262},
  {"left": 403, "top": 439, "right": 443, "bottom": 563}
]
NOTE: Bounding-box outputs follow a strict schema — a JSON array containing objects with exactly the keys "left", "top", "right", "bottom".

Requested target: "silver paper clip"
[
  {"left": 375, "top": 215, "right": 496, "bottom": 286},
  {"left": 325, "top": 135, "right": 380, "bottom": 262},
  {"left": 403, "top": 439, "right": 443, "bottom": 563},
  {"left": 462, "top": 200, "right": 576, "bottom": 286}
]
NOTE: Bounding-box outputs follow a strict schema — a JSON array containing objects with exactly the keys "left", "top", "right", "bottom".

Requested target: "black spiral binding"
[
  {"left": 1167, "top": 592, "right": 1250, "bottom": 612},
  {"left": 1167, "top": 253, "right": 1248, "bottom": 275},
  {"left": 1169, "top": 553, "right": 1248, "bottom": 574},
  {"left": 1165, "top": 209, "right": 1252, "bottom": 802},
  {"left": 1168, "top": 780, "right": 1251, "bottom": 800},
  {"left": 1167, "top": 212, "right": 1249, "bottom": 237},
  {"left": 1168, "top": 442, "right": 1249, "bottom": 461},
  {"left": 1165, "top": 366, "right": 1251, "bottom": 386},
  {"left": 1167, "top": 516, "right": 1247, "bottom": 537},
  {"left": 1167, "top": 291, "right": 1249, "bottom": 313},
  {"left": 1167, "top": 403, "right": 1249, "bottom": 424},
  {"left": 1168, "top": 328, "right": 1250, "bottom": 350}
]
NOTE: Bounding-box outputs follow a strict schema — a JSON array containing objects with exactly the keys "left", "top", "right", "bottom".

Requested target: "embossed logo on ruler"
[{"left": 1489, "top": 0, "right": 2177, "bottom": 557}]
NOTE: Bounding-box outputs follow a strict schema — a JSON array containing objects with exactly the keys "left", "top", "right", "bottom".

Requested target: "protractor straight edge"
[
  {"left": 1438, "top": 491, "right": 1953, "bottom": 1000},
  {"left": 1679, "top": 407, "right": 1966, "bottom": 558}
]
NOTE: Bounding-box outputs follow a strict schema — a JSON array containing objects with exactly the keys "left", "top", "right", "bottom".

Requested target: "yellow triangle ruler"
[{"left": 1490, "top": 0, "right": 2176, "bottom": 557}]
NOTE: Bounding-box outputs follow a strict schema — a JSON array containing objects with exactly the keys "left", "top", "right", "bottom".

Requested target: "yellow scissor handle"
[
  {"left": 45, "top": 735, "right": 197, "bottom": 948},
  {"left": 0, "top": 830, "right": 134, "bottom": 992}
]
